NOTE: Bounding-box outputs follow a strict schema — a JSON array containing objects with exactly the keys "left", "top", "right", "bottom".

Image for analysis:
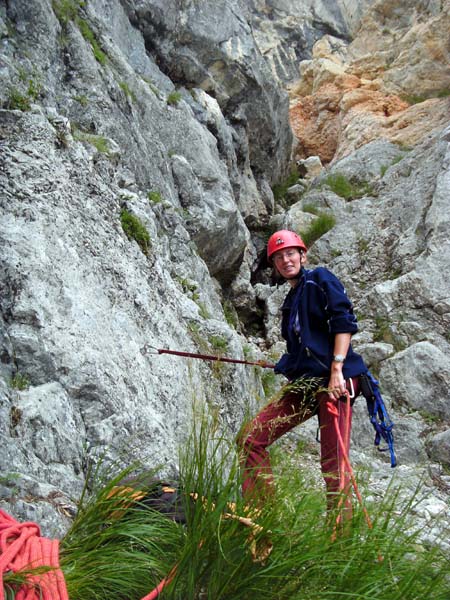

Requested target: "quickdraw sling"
[{"left": 360, "top": 371, "right": 397, "bottom": 468}]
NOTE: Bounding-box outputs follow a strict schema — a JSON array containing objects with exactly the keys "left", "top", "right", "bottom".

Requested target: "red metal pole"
[{"left": 156, "top": 348, "right": 275, "bottom": 369}]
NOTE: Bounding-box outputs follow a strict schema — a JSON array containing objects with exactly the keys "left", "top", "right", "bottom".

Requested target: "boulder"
[
  {"left": 429, "top": 429, "right": 450, "bottom": 467},
  {"left": 380, "top": 343, "right": 450, "bottom": 421}
]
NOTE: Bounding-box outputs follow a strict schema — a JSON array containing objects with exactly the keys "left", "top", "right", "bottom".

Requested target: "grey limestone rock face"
[
  {"left": 1, "top": 0, "right": 450, "bottom": 540},
  {"left": 248, "top": 0, "right": 376, "bottom": 84},
  {"left": 380, "top": 342, "right": 450, "bottom": 421},
  {"left": 0, "top": 106, "right": 263, "bottom": 532},
  {"left": 119, "top": 0, "right": 293, "bottom": 185},
  {"left": 0, "top": 0, "right": 291, "bottom": 277}
]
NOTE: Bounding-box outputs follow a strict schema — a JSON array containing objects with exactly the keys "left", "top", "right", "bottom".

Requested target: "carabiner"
[
  {"left": 140, "top": 343, "right": 160, "bottom": 356},
  {"left": 347, "top": 377, "right": 355, "bottom": 399}
]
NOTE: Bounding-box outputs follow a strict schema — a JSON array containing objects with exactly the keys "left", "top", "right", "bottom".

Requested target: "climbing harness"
[
  {"left": 141, "top": 343, "right": 275, "bottom": 368},
  {"left": 360, "top": 372, "right": 397, "bottom": 468}
]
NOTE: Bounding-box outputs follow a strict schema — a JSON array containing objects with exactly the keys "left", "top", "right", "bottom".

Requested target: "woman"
[{"left": 238, "top": 230, "right": 368, "bottom": 511}]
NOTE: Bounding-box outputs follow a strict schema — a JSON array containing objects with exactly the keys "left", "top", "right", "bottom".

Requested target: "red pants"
[{"left": 237, "top": 378, "right": 359, "bottom": 507}]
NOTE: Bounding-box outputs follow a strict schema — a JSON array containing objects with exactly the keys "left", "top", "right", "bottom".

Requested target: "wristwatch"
[{"left": 332, "top": 354, "right": 346, "bottom": 363}]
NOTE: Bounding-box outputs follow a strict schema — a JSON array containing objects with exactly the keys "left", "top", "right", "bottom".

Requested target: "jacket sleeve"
[
  {"left": 274, "top": 353, "right": 290, "bottom": 376},
  {"left": 315, "top": 268, "right": 358, "bottom": 334}
]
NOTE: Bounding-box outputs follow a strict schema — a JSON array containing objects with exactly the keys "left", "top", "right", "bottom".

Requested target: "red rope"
[
  {"left": 330, "top": 391, "right": 353, "bottom": 535},
  {"left": 140, "top": 563, "right": 178, "bottom": 600},
  {"left": 327, "top": 392, "right": 381, "bottom": 556},
  {"left": 0, "top": 509, "right": 69, "bottom": 600}
]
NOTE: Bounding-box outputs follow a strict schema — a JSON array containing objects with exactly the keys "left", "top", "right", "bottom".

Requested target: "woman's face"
[{"left": 272, "top": 248, "right": 305, "bottom": 280}]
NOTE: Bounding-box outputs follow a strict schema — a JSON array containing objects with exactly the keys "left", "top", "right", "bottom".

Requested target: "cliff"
[{"left": 0, "top": 0, "right": 449, "bottom": 545}]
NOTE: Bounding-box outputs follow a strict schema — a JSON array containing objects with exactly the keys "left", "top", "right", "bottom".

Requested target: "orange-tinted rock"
[
  {"left": 289, "top": 2, "right": 450, "bottom": 163},
  {"left": 290, "top": 93, "right": 340, "bottom": 162}
]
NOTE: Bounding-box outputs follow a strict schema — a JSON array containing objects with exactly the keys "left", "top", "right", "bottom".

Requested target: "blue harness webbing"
[{"left": 363, "top": 371, "right": 397, "bottom": 467}]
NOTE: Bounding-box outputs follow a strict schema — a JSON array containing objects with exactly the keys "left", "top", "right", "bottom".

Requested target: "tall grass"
[
  {"left": 6, "top": 405, "right": 449, "bottom": 600},
  {"left": 59, "top": 462, "right": 183, "bottom": 600},
  {"left": 166, "top": 407, "right": 450, "bottom": 599}
]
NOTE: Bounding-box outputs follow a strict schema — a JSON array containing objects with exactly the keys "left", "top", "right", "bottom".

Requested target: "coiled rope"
[{"left": 0, "top": 509, "right": 69, "bottom": 600}]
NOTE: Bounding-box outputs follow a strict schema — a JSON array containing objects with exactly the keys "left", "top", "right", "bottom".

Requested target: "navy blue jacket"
[{"left": 274, "top": 267, "right": 367, "bottom": 380}]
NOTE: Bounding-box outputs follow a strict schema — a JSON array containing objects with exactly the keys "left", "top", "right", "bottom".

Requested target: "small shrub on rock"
[
  {"left": 300, "top": 212, "right": 336, "bottom": 247},
  {"left": 167, "top": 91, "right": 182, "bottom": 106},
  {"left": 120, "top": 209, "right": 151, "bottom": 255},
  {"left": 10, "top": 373, "right": 30, "bottom": 391},
  {"left": 323, "top": 173, "right": 373, "bottom": 201},
  {"left": 6, "top": 89, "right": 31, "bottom": 111}
]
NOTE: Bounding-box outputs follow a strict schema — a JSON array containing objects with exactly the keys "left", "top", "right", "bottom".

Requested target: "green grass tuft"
[
  {"left": 302, "top": 202, "right": 321, "bottom": 216},
  {"left": 196, "top": 301, "right": 210, "bottom": 320},
  {"left": 261, "top": 369, "right": 277, "bottom": 396},
  {"left": 272, "top": 168, "right": 301, "bottom": 205},
  {"left": 167, "top": 91, "right": 182, "bottom": 106},
  {"left": 147, "top": 190, "right": 162, "bottom": 204},
  {"left": 52, "top": 0, "right": 82, "bottom": 24},
  {"left": 120, "top": 209, "right": 151, "bottom": 255},
  {"left": 72, "top": 127, "right": 111, "bottom": 155},
  {"left": 73, "top": 94, "right": 89, "bottom": 107},
  {"left": 60, "top": 462, "right": 182, "bottom": 600},
  {"left": 300, "top": 212, "right": 336, "bottom": 247},
  {"left": 208, "top": 335, "right": 228, "bottom": 353},
  {"left": 52, "top": 1, "right": 107, "bottom": 65},
  {"left": 77, "top": 18, "right": 107, "bottom": 65},
  {"left": 222, "top": 299, "right": 239, "bottom": 329},
  {"left": 373, "top": 316, "right": 406, "bottom": 352},
  {"left": 323, "top": 173, "right": 374, "bottom": 201},
  {"left": 119, "top": 81, "right": 136, "bottom": 102},
  {"left": 10, "top": 373, "right": 30, "bottom": 390},
  {"left": 7, "top": 88, "right": 31, "bottom": 111},
  {"left": 402, "top": 88, "right": 450, "bottom": 104}
]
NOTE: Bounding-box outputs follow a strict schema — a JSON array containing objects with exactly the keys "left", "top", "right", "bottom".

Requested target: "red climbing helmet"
[{"left": 267, "top": 230, "right": 307, "bottom": 262}]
